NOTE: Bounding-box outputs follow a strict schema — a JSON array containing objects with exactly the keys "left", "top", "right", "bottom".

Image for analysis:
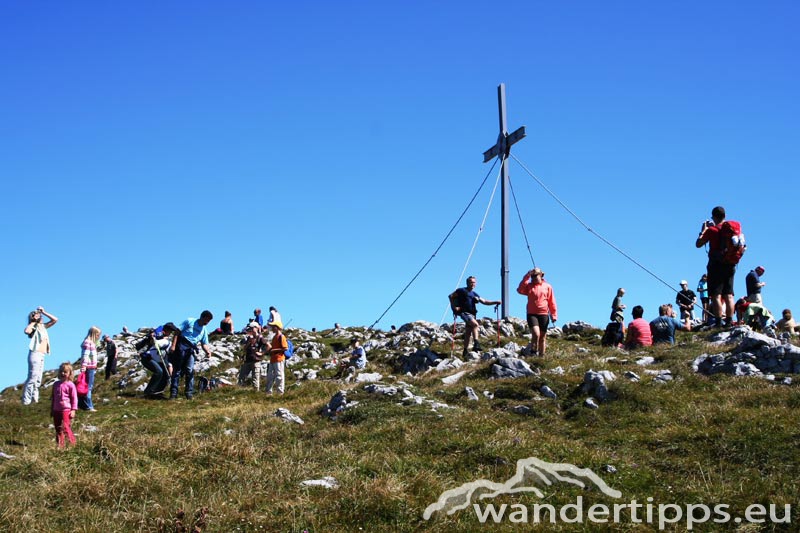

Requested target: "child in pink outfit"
[{"left": 51, "top": 362, "right": 78, "bottom": 448}]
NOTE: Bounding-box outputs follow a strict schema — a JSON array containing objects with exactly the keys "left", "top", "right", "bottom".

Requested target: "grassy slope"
[{"left": 1, "top": 327, "right": 799, "bottom": 532}]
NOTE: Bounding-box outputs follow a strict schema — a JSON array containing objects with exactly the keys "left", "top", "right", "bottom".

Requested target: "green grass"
[{"left": 1, "top": 326, "right": 799, "bottom": 531}]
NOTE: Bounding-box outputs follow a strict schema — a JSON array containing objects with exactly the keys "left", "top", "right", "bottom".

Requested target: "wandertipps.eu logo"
[{"left": 423, "top": 457, "right": 621, "bottom": 521}]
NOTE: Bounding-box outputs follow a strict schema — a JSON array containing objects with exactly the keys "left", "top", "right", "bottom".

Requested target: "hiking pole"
[
  {"left": 153, "top": 335, "right": 173, "bottom": 387},
  {"left": 450, "top": 315, "right": 457, "bottom": 357},
  {"left": 494, "top": 304, "right": 501, "bottom": 347}
]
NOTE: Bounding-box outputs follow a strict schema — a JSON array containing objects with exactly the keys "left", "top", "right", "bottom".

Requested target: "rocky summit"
[{"left": 1, "top": 318, "right": 799, "bottom": 531}]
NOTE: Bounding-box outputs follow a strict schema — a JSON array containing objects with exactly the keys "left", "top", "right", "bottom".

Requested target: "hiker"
[
  {"left": 516, "top": 268, "right": 557, "bottom": 356},
  {"left": 253, "top": 308, "right": 264, "bottom": 328},
  {"left": 776, "top": 309, "right": 798, "bottom": 335},
  {"left": 676, "top": 280, "right": 697, "bottom": 328},
  {"left": 79, "top": 326, "right": 101, "bottom": 411},
  {"left": 650, "top": 304, "right": 690, "bottom": 345},
  {"left": 601, "top": 321, "right": 625, "bottom": 348},
  {"left": 51, "top": 362, "right": 78, "bottom": 448},
  {"left": 625, "top": 305, "right": 652, "bottom": 349},
  {"left": 334, "top": 338, "right": 368, "bottom": 381},
  {"left": 121, "top": 326, "right": 134, "bottom": 337},
  {"left": 21, "top": 306, "right": 58, "bottom": 405},
  {"left": 697, "top": 274, "right": 709, "bottom": 322},
  {"left": 218, "top": 311, "right": 234, "bottom": 335},
  {"left": 138, "top": 322, "right": 178, "bottom": 396},
  {"left": 735, "top": 297, "right": 749, "bottom": 325},
  {"left": 103, "top": 335, "right": 117, "bottom": 380},
  {"left": 746, "top": 266, "right": 766, "bottom": 304},
  {"left": 695, "top": 206, "right": 742, "bottom": 327},
  {"left": 610, "top": 288, "right": 626, "bottom": 323},
  {"left": 743, "top": 302, "right": 773, "bottom": 331},
  {"left": 267, "top": 306, "right": 282, "bottom": 327},
  {"left": 265, "top": 322, "right": 288, "bottom": 395},
  {"left": 169, "top": 311, "right": 214, "bottom": 400},
  {"left": 238, "top": 325, "right": 267, "bottom": 390},
  {"left": 451, "top": 276, "right": 502, "bottom": 355}
]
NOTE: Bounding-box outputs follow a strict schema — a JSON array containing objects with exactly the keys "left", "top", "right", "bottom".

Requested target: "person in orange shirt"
[
  {"left": 516, "top": 268, "right": 557, "bottom": 356},
  {"left": 265, "top": 322, "right": 288, "bottom": 395}
]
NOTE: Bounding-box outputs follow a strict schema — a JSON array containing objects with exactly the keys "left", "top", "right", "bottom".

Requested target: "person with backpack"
[
  {"left": 624, "top": 305, "right": 652, "bottom": 349},
  {"left": 22, "top": 306, "right": 58, "bottom": 405},
  {"left": 78, "top": 326, "right": 101, "bottom": 411},
  {"left": 238, "top": 325, "right": 267, "bottom": 390},
  {"left": 169, "top": 311, "right": 214, "bottom": 400},
  {"left": 746, "top": 266, "right": 766, "bottom": 304},
  {"left": 516, "top": 268, "right": 557, "bottom": 357},
  {"left": 676, "top": 280, "right": 697, "bottom": 328},
  {"left": 137, "top": 322, "right": 178, "bottom": 396},
  {"left": 696, "top": 206, "right": 744, "bottom": 327},
  {"left": 265, "top": 322, "right": 288, "bottom": 395},
  {"left": 650, "top": 304, "right": 690, "bottom": 345},
  {"left": 449, "top": 276, "right": 501, "bottom": 356}
]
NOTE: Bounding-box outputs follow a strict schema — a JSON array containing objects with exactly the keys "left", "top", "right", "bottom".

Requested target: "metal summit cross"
[{"left": 483, "top": 83, "right": 526, "bottom": 319}]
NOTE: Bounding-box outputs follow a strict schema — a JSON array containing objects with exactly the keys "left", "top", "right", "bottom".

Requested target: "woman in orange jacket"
[{"left": 516, "top": 268, "right": 557, "bottom": 356}]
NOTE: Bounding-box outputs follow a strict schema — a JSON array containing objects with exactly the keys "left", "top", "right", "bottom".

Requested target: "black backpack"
[
  {"left": 448, "top": 290, "right": 462, "bottom": 315},
  {"left": 601, "top": 322, "right": 624, "bottom": 347}
]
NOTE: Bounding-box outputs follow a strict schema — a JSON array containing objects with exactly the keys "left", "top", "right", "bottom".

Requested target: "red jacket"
[{"left": 516, "top": 275, "right": 557, "bottom": 320}]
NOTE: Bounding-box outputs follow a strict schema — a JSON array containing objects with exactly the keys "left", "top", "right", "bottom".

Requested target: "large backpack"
[
  {"left": 601, "top": 322, "right": 624, "bottom": 347},
  {"left": 717, "top": 220, "right": 746, "bottom": 265}
]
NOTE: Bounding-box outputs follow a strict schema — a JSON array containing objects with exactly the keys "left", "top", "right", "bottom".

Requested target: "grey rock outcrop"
[
  {"left": 491, "top": 357, "right": 537, "bottom": 379},
  {"left": 580, "top": 370, "right": 615, "bottom": 401},
  {"left": 464, "top": 387, "right": 480, "bottom": 401},
  {"left": 321, "top": 390, "right": 357, "bottom": 419},
  {"left": 274, "top": 408, "right": 304, "bottom": 425},
  {"left": 694, "top": 327, "right": 800, "bottom": 376}
]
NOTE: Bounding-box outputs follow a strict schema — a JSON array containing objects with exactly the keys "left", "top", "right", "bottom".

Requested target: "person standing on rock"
[
  {"left": 265, "top": 322, "right": 288, "bottom": 395},
  {"left": 625, "top": 305, "right": 652, "bottom": 349},
  {"left": 21, "top": 306, "right": 58, "bottom": 405},
  {"left": 450, "top": 276, "right": 502, "bottom": 356},
  {"left": 697, "top": 274, "right": 709, "bottom": 323},
  {"left": 169, "top": 311, "right": 214, "bottom": 400},
  {"left": 103, "top": 335, "right": 118, "bottom": 380},
  {"left": 516, "top": 268, "right": 557, "bottom": 357},
  {"left": 610, "top": 288, "right": 626, "bottom": 323},
  {"left": 746, "top": 266, "right": 766, "bottom": 304},
  {"left": 695, "top": 206, "right": 737, "bottom": 327}
]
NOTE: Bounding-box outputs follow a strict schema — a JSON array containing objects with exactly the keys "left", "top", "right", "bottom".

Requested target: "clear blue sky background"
[{"left": 2, "top": 2, "right": 798, "bottom": 389}]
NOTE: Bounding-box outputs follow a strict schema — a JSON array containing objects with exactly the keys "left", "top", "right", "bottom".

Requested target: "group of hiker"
[{"left": 21, "top": 304, "right": 372, "bottom": 448}]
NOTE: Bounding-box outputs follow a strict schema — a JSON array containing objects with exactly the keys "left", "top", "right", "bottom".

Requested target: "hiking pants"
[
  {"left": 21, "top": 350, "right": 45, "bottom": 405},
  {"left": 141, "top": 355, "right": 168, "bottom": 395},
  {"left": 105, "top": 353, "right": 117, "bottom": 380},
  {"left": 170, "top": 339, "right": 196, "bottom": 398},
  {"left": 238, "top": 361, "right": 262, "bottom": 390},
  {"left": 265, "top": 361, "right": 284, "bottom": 395}
]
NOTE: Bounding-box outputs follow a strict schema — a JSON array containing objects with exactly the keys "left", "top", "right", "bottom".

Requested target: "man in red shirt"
[
  {"left": 625, "top": 305, "right": 652, "bottom": 349},
  {"left": 696, "top": 206, "right": 735, "bottom": 327}
]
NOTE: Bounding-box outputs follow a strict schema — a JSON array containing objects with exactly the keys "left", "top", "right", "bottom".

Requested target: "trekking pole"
[
  {"left": 494, "top": 304, "right": 501, "bottom": 347},
  {"left": 450, "top": 315, "right": 457, "bottom": 357},
  {"left": 153, "top": 335, "right": 172, "bottom": 381}
]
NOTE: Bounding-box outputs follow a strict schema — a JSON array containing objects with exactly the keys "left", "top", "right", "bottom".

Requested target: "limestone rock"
[
  {"left": 464, "top": 386, "right": 480, "bottom": 401},
  {"left": 491, "top": 357, "right": 536, "bottom": 379},
  {"left": 539, "top": 385, "right": 557, "bottom": 399},
  {"left": 274, "top": 408, "right": 304, "bottom": 425}
]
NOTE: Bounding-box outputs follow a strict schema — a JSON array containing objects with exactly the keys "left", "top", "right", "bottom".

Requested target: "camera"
[{"left": 702, "top": 219, "right": 715, "bottom": 228}]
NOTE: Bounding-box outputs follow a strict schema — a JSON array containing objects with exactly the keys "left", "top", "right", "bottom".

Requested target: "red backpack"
[{"left": 718, "top": 220, "right": 746, "bottom": 265}]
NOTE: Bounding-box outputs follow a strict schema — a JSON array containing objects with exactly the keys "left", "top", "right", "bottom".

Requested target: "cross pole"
[{"left": 483, "top": 83, "right": 526, "bottom": 319}]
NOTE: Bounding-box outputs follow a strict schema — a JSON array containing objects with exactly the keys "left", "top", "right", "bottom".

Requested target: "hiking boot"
[
  {"left": 185, "top": 394, "right": 193, "bottom": 400},
  {"left": 168, "top": 394, "right": 177, "bottom": 400},
  {"left": 473, "top": 342, "right": 483, "bottom": 352}
]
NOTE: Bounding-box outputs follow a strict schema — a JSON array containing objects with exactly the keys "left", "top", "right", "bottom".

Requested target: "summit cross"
[{"left": 483, "top": 83, "right": 526, "bottom": 319}]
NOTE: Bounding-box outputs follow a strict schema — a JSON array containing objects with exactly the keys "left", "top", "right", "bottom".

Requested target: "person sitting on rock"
[
  {"left": 450, "top": 276, "right": 501, "bottom": 356},
  {"left": 776, "top": 309, "right": 798, "bottom": 335},
  {"left": 625, "top": 305, "right": 652, "bottom": 349},
  {"left": 742, "top": 301, "right": 773, "bottom": 331},
  {"left": 516, "top": 268, "right": 557, "bottom": 357},
  {"left": 334, "top": 338, "right": 368, "bottom": 381},
  {"left": 650, "top": 304, "right": 690, "bottom": 345},
  {"left": 267, "top": 306, "right": 282, "bottom": 327}
]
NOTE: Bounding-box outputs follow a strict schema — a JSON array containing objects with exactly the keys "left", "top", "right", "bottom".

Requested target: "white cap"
[{"left": 680, "top": 280, "right": 688, "bottom": 285}]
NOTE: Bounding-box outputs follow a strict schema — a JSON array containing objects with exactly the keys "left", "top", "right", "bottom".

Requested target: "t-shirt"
[
  {"left": 350, "top": 346, "right": 367, "bottom": 369},
  {"left": 268, "top": 310, "right": 282, "bottom": 326},
  {"left": 626, "top": 318, "right": 653, "bottom": 347},
  {"left": 649, "top": 316, "right": 683, "bottom": 345},
  {"left": 698, "top": 224, "right": 723, "bottom": 258},
  {"left": 697, "top": 280, "right": 708, "bottom": 299},
  {"left": 180, "top": 318, "right": 209, "bottom": 346},
  {"left": 270, "top": 333, "right": 288, "bottom": 363},
  {"left": 454, "top": 288, "right": 480, "bottom": 315},
  {"left": 676, "top": 290, "right": 696, "bottom": 308},
  {"left": 244, "top": 335, "right": 267, "bottom": 362},
  {"left": 254, "top": 314, "right": 264, "bottom": 327},
  {"left": 746, "top": 271, "right": 762, "bottom": 295}
]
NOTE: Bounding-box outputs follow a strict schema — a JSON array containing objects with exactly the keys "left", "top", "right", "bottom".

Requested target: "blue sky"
[{"left": 2, "top": 1, "right": 798, "bottom": 389}]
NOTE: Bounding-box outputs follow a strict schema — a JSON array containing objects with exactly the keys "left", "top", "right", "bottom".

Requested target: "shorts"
[
  {"left": 527, "top": 314, "right": 550, "bottom": 331},
  {"left": 459, "top": 312, "right": 477, "bottom": 323},
  {"left": 746, "top": 293, "right": 763, "bottom": 304},
  {"left": 707, "top": 260, "right": 735, "bottom": 296}
]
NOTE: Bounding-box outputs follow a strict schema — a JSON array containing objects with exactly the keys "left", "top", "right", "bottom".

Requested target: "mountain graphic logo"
[{"left": 423, "top": 457, "right": 622, "bottom": 519}]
